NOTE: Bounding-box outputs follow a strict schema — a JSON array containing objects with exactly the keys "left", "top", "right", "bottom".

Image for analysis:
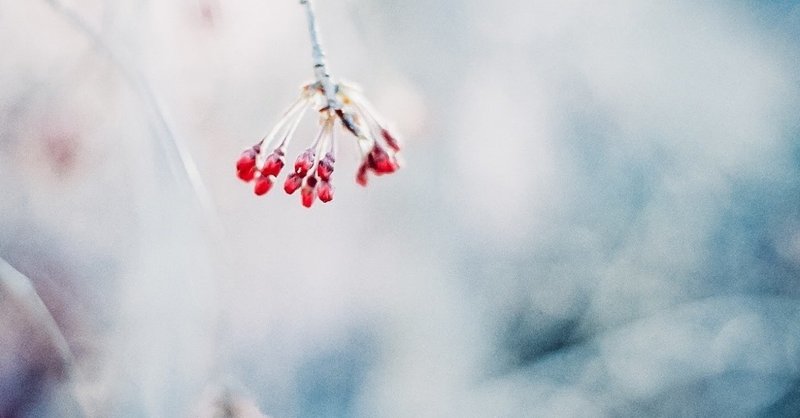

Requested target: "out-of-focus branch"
[
  {"left": 40, "top": 0, "right": 214, "bottom": 215},
  {"left": 0, "top": 257, "right": 87, "bottom": 417}
]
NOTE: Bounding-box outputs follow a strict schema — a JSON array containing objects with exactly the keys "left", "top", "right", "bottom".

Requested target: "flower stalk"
[{"left": 300, "top": 0, "right": 340, "bottom": 110}]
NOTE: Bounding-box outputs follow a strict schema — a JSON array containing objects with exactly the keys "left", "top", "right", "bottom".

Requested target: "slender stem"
[
  {"left": 300, "top": 0, "right": 340, "bottom": 109},
  {"left": 307, "top": 116, "right": 334, "bottom": 176},
  {"left": 329, "top": 118, "right": 337, "bottom": 159},
  {"left": 276, "top": 99, "right": 311, "bottom": 149},
  {"left": 259, "top": 94, "right": 309, "bottom": 148}
]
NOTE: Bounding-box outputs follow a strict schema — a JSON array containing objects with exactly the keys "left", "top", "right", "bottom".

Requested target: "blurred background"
[{"left": 1, "top": 0, "right": 800, "bottom": 416}]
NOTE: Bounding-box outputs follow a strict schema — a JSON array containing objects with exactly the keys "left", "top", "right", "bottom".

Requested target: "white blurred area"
[{"left": 2, "top": 0, "right": 800, "bottom": 416}]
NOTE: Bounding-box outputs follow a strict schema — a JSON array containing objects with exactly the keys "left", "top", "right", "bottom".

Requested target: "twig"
[{"left": 300, "top": 0, "right": 341, "bottom": 110}]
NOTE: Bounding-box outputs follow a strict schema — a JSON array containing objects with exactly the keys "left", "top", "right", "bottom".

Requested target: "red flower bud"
[
  {"left": 237, "top": 167, "right": 256, "bottom": 182},
  {"left": 318, "top": 180, "right": 334, "bottom": 202},
  {"left": 262, "top": 150, "right": 285, "bottom": 177},
  {"left": 367, "top": 145, "right": 398, "bottom": 174},
  {"left": 317, "top": 153, "right": 335, "bottom": 181},
  {"left": 254, "top": 175, "right": 274, "bottom": 196},
  {"left": 301, "top": 176, "right": 318, "bottom": 208},
  {"left": 356, "top": 162, "right": 369, "bottom": 187},
  {"left": 284, "top": 173, "right": 304, "bottom": 194},
  {"left": 236, "top": 147, "right": 259, "bottom": 182},
  {"left": 294, "top": 149, "right": 315, "bottom": 176}
]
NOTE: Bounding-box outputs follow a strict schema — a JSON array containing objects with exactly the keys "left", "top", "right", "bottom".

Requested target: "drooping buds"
[
  {"left": 367, "top": 144, "right": 398, "bottom": 174},
  {"left": 316, "top": 153, "right": 335, "bottom": 181},
  {"left": 294, "top": 149, "right": 315, "bottom": 176},
  {"left": 254, "top": 175, "right": 275, "bottom": 196},
  {"left": 236, "top": 147, "right": 259, "bottom": 182},
  {"left": 318, "top": 180, "right": 334, "bottom": 202},
  {"left": 354, "top": 142, "right": 398, "bottom": 186},
  {"left": 262, "top": 149, "right": 286, "bottom": 177},
  {"left": 356, "top": 162, "right": 369, "bottom": 187},
  {"left": 284, "top": 173, "right": 304, "bottom": 194},
  {"left": 301, "top": 176, "right": 318, "bottom": 208},
  {"left": 236, "top": 80, "right": 402, "bottom": 207}
]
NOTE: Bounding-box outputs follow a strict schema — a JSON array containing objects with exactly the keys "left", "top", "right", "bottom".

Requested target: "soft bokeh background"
[{"left": 1, "top": 0, "right": 800, "bottom": 417}]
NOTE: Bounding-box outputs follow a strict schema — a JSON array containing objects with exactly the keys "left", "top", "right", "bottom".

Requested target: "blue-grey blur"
[{"left": 1, "top": 0, "right": 800, "bottom": 417}]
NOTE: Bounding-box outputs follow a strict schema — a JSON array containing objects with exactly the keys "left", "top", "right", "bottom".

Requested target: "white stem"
[
  {"left": 300, "top": 0, "right": 340, "bottom": 109},
  {"left": 259, "top": 94, "right": 310, "bottom": 148},
  {"left": 276, "top": 99, "right": 311, "bottom": 149}
]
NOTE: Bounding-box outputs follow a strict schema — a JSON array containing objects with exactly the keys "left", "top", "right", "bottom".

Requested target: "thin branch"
[
  {"left": 39, "top": 0, "right": 234, "bottom": 292},
  {"left": 300, "top": 0, "right": 341, "bottom": 109},
  {"left": 41, "top": 0, "right": 216, "bottom": 218},
  {"left": 0, "top": 258, "right": 87, "bottom": 417}
]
